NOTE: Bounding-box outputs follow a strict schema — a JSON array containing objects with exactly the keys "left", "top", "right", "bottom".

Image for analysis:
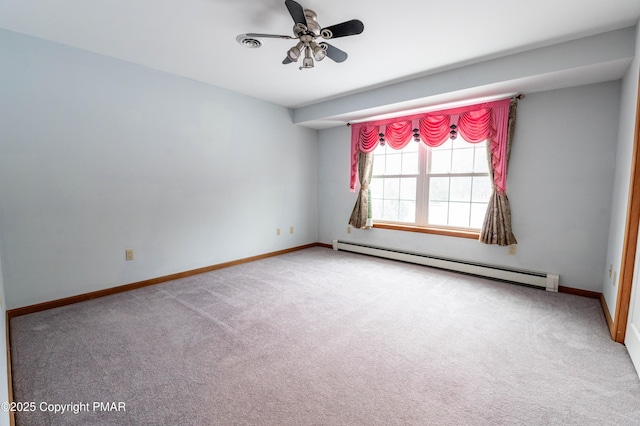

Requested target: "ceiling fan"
[{"left": 236, "top": 0, "right": 364, "bottom": 70}]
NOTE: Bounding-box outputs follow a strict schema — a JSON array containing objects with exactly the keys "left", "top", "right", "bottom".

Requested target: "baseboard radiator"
[{"left": 332, "top": 240, "right": 559, "bottom": 292}]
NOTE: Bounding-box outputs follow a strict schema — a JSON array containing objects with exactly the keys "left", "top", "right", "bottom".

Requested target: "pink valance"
[{"left": 350, "top": 98, "right": 511, "bottom": 193}]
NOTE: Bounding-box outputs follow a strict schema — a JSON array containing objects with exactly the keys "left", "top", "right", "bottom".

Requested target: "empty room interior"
[{"left": 2, "top": 0, "right": 640, "bottom": 424}]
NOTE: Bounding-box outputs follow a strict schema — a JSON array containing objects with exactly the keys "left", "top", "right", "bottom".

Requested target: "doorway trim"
[{"left": 612, "top": 73, "right": 640, "bottom": 343}]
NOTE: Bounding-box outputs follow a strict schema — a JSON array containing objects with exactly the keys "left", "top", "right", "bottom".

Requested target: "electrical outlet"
[
  {"left": 125, "top": 249, "right": 134, "bottom": 261},
  {"left": 347, "top": 226, "right": 352, "bottom": 234},
  {"left": 508, "top": 245, "right": 517, "bottom": 256},
  {"left": 276, "top": 228, "right": 281, "bottom": 236},
  {"left": 290, "top": 226, "right": 294, "bottom": 234}
]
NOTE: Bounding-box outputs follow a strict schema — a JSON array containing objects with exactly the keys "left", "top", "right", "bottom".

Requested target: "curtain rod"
[{"left": 346, "top": 94, "right": 525, "bottom": 127}]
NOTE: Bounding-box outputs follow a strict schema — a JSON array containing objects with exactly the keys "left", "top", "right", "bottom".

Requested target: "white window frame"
[{"left": 371, "top": 137, "right": 490, "bottom": 234}]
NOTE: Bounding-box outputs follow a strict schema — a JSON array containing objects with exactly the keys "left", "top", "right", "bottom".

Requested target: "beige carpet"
[{"left": 10, "top": 247, "right": 640, "bottom": 425}]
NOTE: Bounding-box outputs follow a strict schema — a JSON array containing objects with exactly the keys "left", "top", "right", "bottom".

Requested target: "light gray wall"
[
  {"left": 603, "top": 22, "right": 640, "bottom": 317},
  {"left": 0, "top": 29, "right": 319, "bottom": 309},
  {"left": 319, "top": 82, "right": 621, "bottom": 292}
]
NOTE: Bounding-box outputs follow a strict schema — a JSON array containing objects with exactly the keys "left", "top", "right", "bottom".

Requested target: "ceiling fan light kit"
[{"left": 236, "top": 0, "right": 364, "bottom": 70}]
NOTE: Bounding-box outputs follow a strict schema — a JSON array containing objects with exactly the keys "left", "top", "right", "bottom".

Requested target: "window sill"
[{"left": 372, "top": 223, "right": 480, "bottom": 240}]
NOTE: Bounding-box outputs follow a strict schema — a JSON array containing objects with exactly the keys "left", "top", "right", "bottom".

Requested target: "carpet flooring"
[{"left": 9, "top": 247, "right": 640, "bottom": 425}]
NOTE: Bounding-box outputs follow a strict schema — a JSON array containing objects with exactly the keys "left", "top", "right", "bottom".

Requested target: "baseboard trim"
[
  {"left": 558, "top": 286, "right": 601, "bottom": 299},
  {"left": 4, "top": 244, "right": 610, "bottom": 320},
  {"left": 7, "top": 243, "right": 322, "bottom": 318},
  {"left": 601, "top": 293, "right": 615, "bottom": 337}
]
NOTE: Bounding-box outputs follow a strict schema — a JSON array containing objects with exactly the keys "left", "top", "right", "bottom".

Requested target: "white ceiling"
[{"left": 1, "top": 0, "right": 639, "bottom": 111}]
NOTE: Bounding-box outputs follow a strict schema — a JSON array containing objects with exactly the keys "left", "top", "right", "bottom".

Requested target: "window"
[{"left": 370, "top": 136, "right": 491, "bottom": 230}]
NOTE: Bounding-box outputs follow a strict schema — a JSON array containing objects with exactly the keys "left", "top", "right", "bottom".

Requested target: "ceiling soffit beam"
[{"left": 292, "top": 26, "right": 636, "bottom": 127}]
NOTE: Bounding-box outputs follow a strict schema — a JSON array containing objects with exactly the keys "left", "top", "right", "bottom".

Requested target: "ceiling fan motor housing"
[{"left": 304, "top": 9, "right": 321, "bottom": 34}]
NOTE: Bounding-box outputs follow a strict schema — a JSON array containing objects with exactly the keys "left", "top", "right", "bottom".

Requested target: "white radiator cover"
[{"left": 332, "top": 240, "right": 559, "bottom": 292}]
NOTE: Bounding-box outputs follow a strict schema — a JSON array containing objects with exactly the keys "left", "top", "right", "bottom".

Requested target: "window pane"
[
  {"left": 434, "top": 139, "right": 453, "bottom": 150},
  {"left": 473, "top": 146, "right": 489, "bottom": 173},
  {"left": 383, "top": 178, "right": 400, "bottom": 199},
  {"left": 429, "top": 177, "right": 449, "bottom": 202},
  {"left": 372, "top": 155, "right": 385, "bottom": 175},
  {"left": 372, "top": 199, "right": 383, "bottom": 219},
  {"left": 451, "top": 148, "right": 474, "bottom": 173},
  {"left": 452, "top": 137, "right": 468, "bottom": 149},
  {"left": 403, "top": 142, "right": 419, "bottom": 153},
  {"left": 471, "top": 176, "right": 492, "bottom": 202},
  {"left": 401, "top": 152, "right": 419, "bottom": 174},
  {"left": 470, "top": 203, "right": 487, "bottom": 229},
  {"left": 449, "top": 202, "right": 471, "bottom": 228},
  {"left": 382, "top": 199, "right": 399, "bottom": 221},
  {"left": 400, "top": 177, "right": 417, "bottom": 200},
  {"left": 399, "top": 201, "right": 416, "bottom": 222},
  {"left": 431, "top": 150, "right": 451, "bottom": 173},
  {"left": 428, "top": 201, "right": 448, "bottom": 226},
  {"left": 385, "top": 153, "right": 401, "bottom": 175},
  {"left": 450, "top": 177, "right": 472, "bottom": 202},
  {"left": 370, "top": 178, "right": 383, "bottom": 199}
]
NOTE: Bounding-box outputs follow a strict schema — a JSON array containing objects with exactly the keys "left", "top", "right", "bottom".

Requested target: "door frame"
[{"left": 612, "top": 73, "right": 640, "bottom": 343}]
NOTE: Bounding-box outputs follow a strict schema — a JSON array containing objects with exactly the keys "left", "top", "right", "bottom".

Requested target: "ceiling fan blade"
[
  {"left": 321, "top": 43, "right": 348, "bottom": 63},
  {"left": 283, "top": 57, "right": 293, "bottom": 64},
  {"left": 285, "top": 0, "right": 307, "bottom": 27},
  {"left": 246, "top": 33, "right": 295, "bottom": 39},
  {"left": 321, "top": 19, "right": 364, "bottom": 39}
]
